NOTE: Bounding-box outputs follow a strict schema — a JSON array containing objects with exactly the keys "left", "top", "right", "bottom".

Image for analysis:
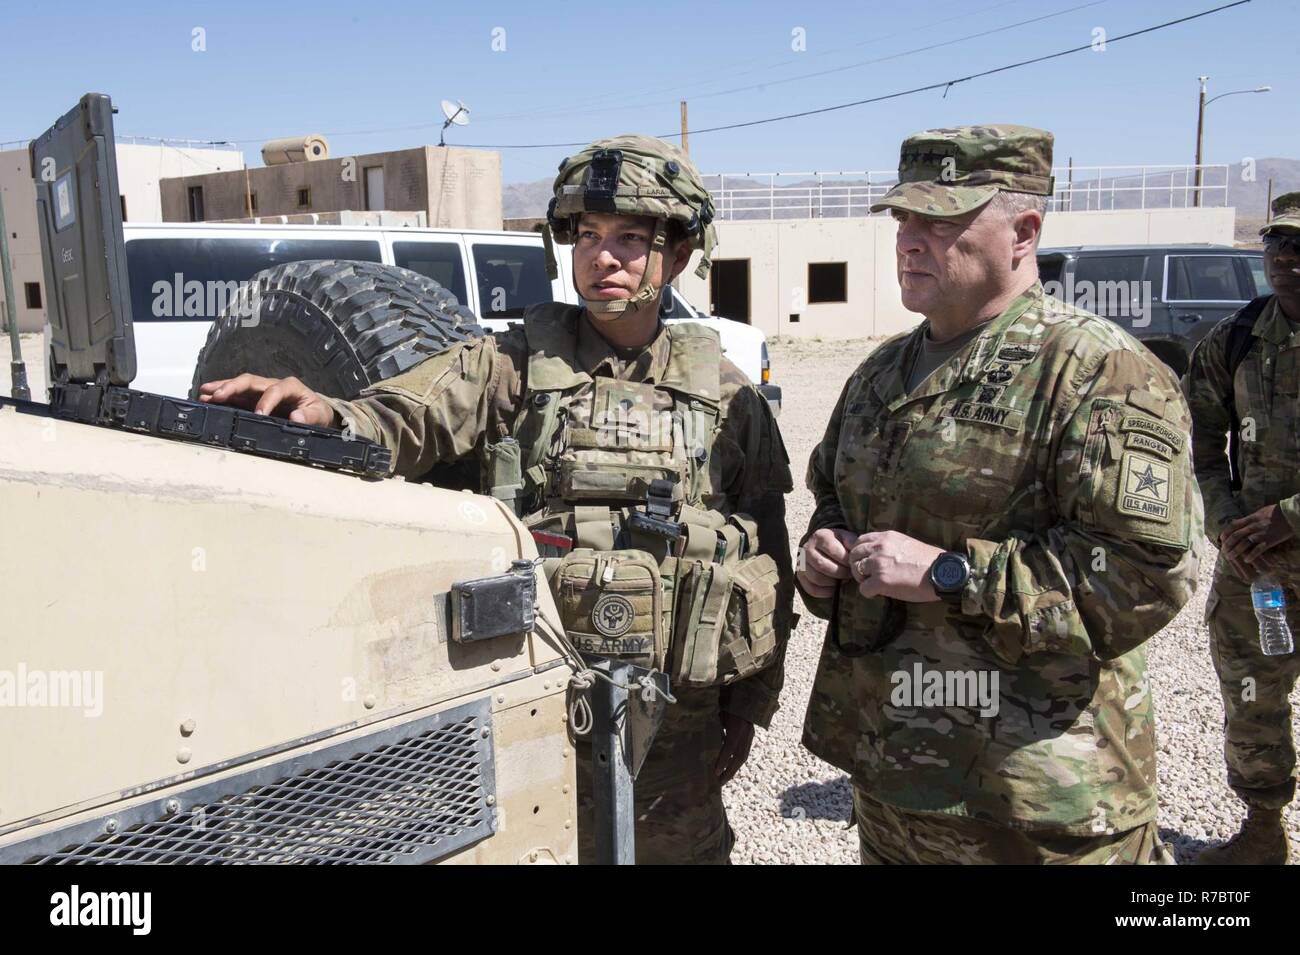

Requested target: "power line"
[
  {"left": 485, "top": 0, "right": 1109, "bottom": 125},
  {"left": 474, "top": 0, "right": 1032, "bottom": 125},
  {"left": 454, "top": 0, "right": 1251, "bottom": 149},
  {"left": 84, "top": 0, "right": 1042, "bottom": 148}
]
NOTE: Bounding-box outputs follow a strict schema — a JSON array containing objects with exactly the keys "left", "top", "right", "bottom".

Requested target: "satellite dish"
[{"left": 439, "top": 100, "right": 470, "bottom": 145}]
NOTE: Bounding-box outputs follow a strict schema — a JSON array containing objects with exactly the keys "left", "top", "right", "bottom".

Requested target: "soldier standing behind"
[
  {"left": 200, "top": 136, "right": 795, "bottom": 864},
  {"left": 1184, "top": 193, "right": 1300, "bottom": 865},
  {"left": 796, "top": 125, "right": 1203, "bottom": 864}
]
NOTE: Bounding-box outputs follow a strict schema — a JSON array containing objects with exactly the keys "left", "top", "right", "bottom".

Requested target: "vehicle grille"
[{"left": 4, "top": 698, "right": 495, "bottom": 865}]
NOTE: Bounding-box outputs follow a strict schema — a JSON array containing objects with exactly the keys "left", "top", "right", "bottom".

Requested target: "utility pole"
[
  {"left": 1194, "top": 76, "right": 1208, "bottom": 208},
  {"left": 680, "top": 101, "right": 689, "bottom": 157},
  {"left": 1267, "top": 177, "right": 1274, "bottom": 225}
]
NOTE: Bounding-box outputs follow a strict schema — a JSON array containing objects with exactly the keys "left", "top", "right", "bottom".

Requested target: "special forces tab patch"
[
  {"left": 1117, "top": 452, "right": 1172, "bottom": 522},
  {"left": 1118, "top": 415, "right": 1185, "bottom": 455}
]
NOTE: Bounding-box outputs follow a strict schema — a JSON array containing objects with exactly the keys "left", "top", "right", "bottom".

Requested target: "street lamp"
[{"left": 1194, "top": 77, "right": 1271, "bottom": 207}]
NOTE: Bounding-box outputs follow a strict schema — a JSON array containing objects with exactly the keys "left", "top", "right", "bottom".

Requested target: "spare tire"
[
  {"left": 190, "top": 259, "right": 484, "bottom": 400},
  {"left": 192, "top": 259, "right": 486, "bottom": 489}
]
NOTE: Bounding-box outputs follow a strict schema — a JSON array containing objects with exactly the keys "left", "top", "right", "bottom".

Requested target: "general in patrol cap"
[
  {"left": 869, "top": 124, "right": 1055, "bottom": 217},
  {"left": 1261, "top": 191, "right": 1300, "bottom": 236}
]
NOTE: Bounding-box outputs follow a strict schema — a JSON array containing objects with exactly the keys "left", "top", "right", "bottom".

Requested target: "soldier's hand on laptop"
[{"left": 197, "top": 374, "right": 338, "bottom": 428}]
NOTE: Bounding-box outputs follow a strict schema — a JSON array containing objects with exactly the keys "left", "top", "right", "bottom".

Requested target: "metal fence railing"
[{"left": 702, "top": 164, "right": 1231, "bottom": 220}]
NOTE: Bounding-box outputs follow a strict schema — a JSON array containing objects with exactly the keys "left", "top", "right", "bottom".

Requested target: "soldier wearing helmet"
[{"left": 199, "top": 135, "right": 795, "bottom": 865}]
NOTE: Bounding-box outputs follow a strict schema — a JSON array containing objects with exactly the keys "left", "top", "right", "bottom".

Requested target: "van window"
[
  {"left": 471, "top": 243, "right": 553, "bottom": 319},
  {"left": 393, "top": 241, "right": 468, "bottom": 305},
  {"left": 1166, "top": 255, "right": 1250, "bottom": 302},
  {"left": 1037, "top": 254, "right": 1065, "bottom": 287},
  {"left": 126, "top": 237, "right": 383, "bottom": 322}
]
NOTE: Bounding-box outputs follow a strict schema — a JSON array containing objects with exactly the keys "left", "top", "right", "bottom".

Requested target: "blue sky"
[{"left": 1, "top": 0, "right": 1294, "bottom": 183}]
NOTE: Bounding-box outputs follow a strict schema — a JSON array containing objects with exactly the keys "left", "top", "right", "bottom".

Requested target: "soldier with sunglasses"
[{"left": 1184, "top": 192, "right": 1300, "bottom": 864}]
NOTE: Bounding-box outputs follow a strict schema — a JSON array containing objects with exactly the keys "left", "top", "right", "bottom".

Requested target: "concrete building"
[
  {"left": 158, "top": 146, "right": 501, "bottom": 232},
  {"left": 1, "top": 142, "right": 244, "bottom": 332},
  {"left": 677, "top": 206, "right": 1238, "bottom": 339}
]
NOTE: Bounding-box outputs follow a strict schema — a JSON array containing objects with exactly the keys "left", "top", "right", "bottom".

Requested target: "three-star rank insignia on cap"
[{"left": 1118, "top": 452, "right": 1171, "bottom": 523}]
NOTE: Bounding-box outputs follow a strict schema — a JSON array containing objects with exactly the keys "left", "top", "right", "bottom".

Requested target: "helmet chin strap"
[{"left": 582, "top": 218, "right": 668, "bottom": 316}]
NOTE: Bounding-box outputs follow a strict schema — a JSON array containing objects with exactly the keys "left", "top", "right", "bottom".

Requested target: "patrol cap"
[
  {"left": 870, "top": 124, "right": 1055, "bottom": 218},
  {"left": 1261, "top": 191, "right": 1300, "bottom": 236}
]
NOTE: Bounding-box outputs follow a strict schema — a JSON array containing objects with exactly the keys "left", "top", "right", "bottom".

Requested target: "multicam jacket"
[
  {"left": 801, "top": 284, "right": 1203, "bottom": 834},
  {"left": 1184, "top": 296, "right": 1300, "bottom": 578},
  {"left": 322, "top": 305, "right": 795, "bottom": 727}
]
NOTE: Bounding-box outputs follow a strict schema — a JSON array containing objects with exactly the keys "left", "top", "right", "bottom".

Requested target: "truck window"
[
  {"left": 393, "top": 241, "right": 468, "bottom": 305},
  {"left": 1166, "top": 255, "right": 1249, "bottom": 302},
  {"left": 660, "top": 287, "right": 695, "bottom": 318},
  {"left": 471, "top": 243, "right": 553, "bottom": 319},
  {"left": 1243, "top": 255, "right": 1269, "bottom": 297},
  {"left": 126, "top": 237, "right": 383, "bottom": 322},
  {"left": 1070, "top": 255, "right": 1148, "bottom": 316}
]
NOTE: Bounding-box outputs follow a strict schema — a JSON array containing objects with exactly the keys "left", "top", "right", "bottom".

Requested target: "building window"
[
  {"left": 24, "top": 283, "right": 42, "bottom": 309},
  {"left": 808, "top": 262, "right": 847, "bottom": 304},
  {"left": 120, "top": 194, "right": 128, "bottom": 222},
  {"left": 187, "top": 185, "right": 205, "bottom": 222},
  {"left": 246, "top": 191, "right": 258, "bottom": 215},
  {"left": 297, "top": 188, "right": 311, "bottom": 208}
]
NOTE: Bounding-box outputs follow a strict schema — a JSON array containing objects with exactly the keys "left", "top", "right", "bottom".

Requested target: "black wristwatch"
[{"left": 929, "top": 551, "right": 971, "bottom": 601}]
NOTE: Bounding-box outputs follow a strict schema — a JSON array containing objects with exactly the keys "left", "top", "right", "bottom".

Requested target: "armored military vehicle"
[{"left": 0, "top": 94, "right": 582, "bottom": 865}]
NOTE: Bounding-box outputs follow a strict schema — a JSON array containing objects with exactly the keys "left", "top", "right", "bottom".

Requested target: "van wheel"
[{"left": 191, "top": 259, "right": 485, "bottom": 488}]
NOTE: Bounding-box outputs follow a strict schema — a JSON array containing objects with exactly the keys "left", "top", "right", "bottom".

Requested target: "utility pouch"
[{"left": 554, "top": 548, "right": 666, "bottom": 669}]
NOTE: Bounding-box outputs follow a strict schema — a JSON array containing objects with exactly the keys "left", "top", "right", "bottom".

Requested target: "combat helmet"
[{"left": 545, "top": 134, "right": 717, "bottom": 315}]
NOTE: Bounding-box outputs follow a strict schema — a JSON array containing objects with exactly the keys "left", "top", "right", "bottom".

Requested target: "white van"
[{"left": 120, "top": 222, "right": 779, "bottom": 412}]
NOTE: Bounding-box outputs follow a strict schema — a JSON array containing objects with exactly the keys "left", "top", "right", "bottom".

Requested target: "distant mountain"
[
  {"left": 502, "top": 157, "right": 1300, "bottom": 242},
  {"left": 503, "top": 179, "right": 556, "bottom": 220}
]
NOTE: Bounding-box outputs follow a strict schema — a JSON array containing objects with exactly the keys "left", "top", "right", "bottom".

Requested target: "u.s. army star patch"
[{"left": 1117, "top": 452, "right": 1171, "bottom": 522}]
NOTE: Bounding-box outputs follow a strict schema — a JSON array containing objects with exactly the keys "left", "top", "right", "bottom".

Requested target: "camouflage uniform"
[
  {"left": 321, "top": 137, "right": 794, "bottom": 865},
  {"left": 800, "top": 126, "right": 1203, "bottom": 864},
  {"left": 1183, "top": 192, "right": 1300, "bottom": 813}
]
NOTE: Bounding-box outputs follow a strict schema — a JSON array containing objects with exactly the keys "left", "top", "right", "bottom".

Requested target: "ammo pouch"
[
  {"left": 664, "top": 511, "right": 780, "bottom": 688},
  {"left": 668, "top": 549, "right": 780, "bottom": 688}
]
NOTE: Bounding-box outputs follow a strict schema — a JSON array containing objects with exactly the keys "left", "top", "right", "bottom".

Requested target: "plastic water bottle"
[{"left": 1251, "top": 576, "right": 1295, "bottom": 656}]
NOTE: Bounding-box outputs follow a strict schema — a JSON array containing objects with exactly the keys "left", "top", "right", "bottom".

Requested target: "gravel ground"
[
  {"left": 6, "top": 329, "right": 1298, "bottom": 864},
  {"left": 721, "top": 335, "right": 1300, "bottom": 865}
]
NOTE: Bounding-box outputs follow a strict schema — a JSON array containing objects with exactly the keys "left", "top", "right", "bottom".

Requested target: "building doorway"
[{"left": 710, "top": 258, "right": 750, "bottom": 324}]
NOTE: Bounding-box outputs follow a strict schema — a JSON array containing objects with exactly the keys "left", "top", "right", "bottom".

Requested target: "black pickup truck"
[{"left": 1037, "top": 244, "right": 1267, "bottom": 377}]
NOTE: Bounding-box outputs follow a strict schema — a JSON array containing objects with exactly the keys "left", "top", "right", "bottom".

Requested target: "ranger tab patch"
[
  {"left": 1118, "top": 452, "right": 1172, "bottom": 522},
  {"left": 1124, "top": 431, "right": 1174, "bottom": 461}
]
